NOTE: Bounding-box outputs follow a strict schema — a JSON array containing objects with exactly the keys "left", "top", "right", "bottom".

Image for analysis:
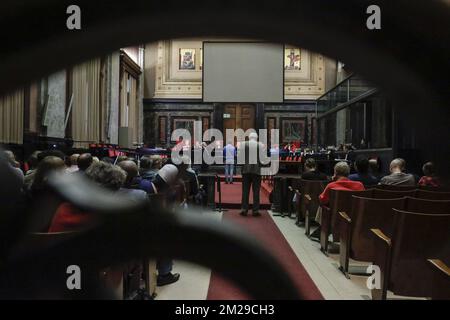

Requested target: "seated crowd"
[{"left": 2, "top": 149, "right": 205, "bottom": 288}]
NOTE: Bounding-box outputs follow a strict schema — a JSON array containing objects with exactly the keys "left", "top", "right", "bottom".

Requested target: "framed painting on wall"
[
  {"left": 281, "top": 118, "right": 307, "bottom": 144},
  {"left": 179, "top": 49, "right": 196, "bottom": 70},
  {"left": 171, "top": 117, "right": 198, "bottom": 141},
  {"left": 284, "top": 48, "right": 301, "bottom": 71}
]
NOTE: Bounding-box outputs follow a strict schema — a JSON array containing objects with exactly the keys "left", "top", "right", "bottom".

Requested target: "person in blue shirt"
[
  {"left": 224, "top": 142, "right": 236, "bottom": 184},
  {"left": 349, "top": 155, "right": 379, "bottom": 187}
]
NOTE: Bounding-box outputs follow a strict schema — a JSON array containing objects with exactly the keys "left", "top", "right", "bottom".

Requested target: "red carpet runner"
[{"left": 206, "top": 210, "right": 324, "bottom": 300}]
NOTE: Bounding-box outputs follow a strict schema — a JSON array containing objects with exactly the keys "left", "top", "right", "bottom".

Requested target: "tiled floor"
[{"left": 154, "top": 208, "right": 420, "bottom": 300}]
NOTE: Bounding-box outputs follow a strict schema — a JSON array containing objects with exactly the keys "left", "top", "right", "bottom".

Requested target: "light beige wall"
[
  {"left": 324, "top": 57, "right": 337, "bottom": 92},
  {"left": 144, "top": 39, "right": 332, "bottom": 100},
  {"left": 144, "top": 43, "right": 158, "bottom": 99}
]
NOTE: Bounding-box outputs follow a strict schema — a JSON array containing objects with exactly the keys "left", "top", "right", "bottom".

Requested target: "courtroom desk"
[
  {"left": 278, "top": 160, "right": 302, "bottom": 174},
  {"left": 198, "top": 172, "right": 216, "bottom": 208},
  {"left": 272, "top": 174, "right": 302, "bottom": 214}
]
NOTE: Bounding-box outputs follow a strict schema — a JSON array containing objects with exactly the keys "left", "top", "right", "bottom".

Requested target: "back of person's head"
[
  {"left": 304, "top": 158, "right": 317, "bottom": 171},
  {"left": 390, "top": 158, "right": 406, "bottom": 172},
  {"left": 85, "top": 162, "right": 126, "bottom": 191},
  {"left": 78, "top": 153, "right": 93, "bottom": 171},
  {"left": 334, "top": 161, "right": 350, "bottom": 178},
  {"left": 354, "top": 156, "right": 369, "bottom": 174},
  {"left": 3, "top": 150, "right": 16, "bottom": 166},
  {"left": 140, "top": 156, "right": 153, "bottom": 170},
  {"left": 69, "top": 153, "right": 80, "bottom": 166},
  {"left": 32, "top": 156, "right": 66, "bottom": 192},
  {"left": 422, "top": 161, "right": 435, "bottom": 176},
  {"left": 116, "top": 155, "right": 128, "bottom": 164},
  {"left": 369, "top": 158, "right": 380, "bottom": 172},
  {"left": 157, "top": 164, "right": 179, "bottom": 186},
  {"left": 150, "top": 155, "right": 162, "bottom": 169},
  {"left": 118, "top": 160, "right": 139, "bottom": 184},
  {"left": 28, "top": 151, "right": 42, "bottom": 169}
]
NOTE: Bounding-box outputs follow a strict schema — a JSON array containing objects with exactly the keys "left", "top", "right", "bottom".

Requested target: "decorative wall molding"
[{"left": 153, "top": 39, "right": 326, "bottom": 100}]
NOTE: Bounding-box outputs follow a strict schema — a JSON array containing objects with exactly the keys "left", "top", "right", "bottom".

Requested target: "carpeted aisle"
[{"left": 206, "top": 210, "right": 324, "bottom": 300}]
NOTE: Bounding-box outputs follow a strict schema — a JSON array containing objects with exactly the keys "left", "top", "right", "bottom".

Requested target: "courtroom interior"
[{"left": 1, "top": 35, "right": 449, "bottom": 301}]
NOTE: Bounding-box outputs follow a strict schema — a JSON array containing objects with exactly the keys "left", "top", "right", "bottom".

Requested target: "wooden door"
[{"left": 223, "top": 104, "right": 255, "bottom": 132}]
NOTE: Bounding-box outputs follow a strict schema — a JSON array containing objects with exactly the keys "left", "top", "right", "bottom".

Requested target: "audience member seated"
[
  {"left": 117, "top": 160, "right": 148, "bottom": 202},
  {"left": 48, "top": 161, "right": 125, "bottom": 233},
  {"left": 319, "top": 162, "right": 365, "bottom": 205},
  {"left": 349, "top": 156, "right": 379, "bottom": 187},
  {"left": 379, "top": 158, "right": 415, "bottom": 187},
  {"left": 66, "top": 153, "right": 80, "bottom": 173},
  {"left": 139, "top": 156, "right": 157, "bottom": 181},
  {"left": 369, "top": 157, "right": 383, "bottom": 181},
  {"left": 418, "top": 162, "right": 441, "bottom": 188},
  {"left": 30, "top": 156, "right": 66, "bottom": 195},
  {"left": 301, "top": 158, "right": 328, "bottom": 181},
  {"left": 4, "top": 150, "right": 24, "bottom": 183},
  {"left": 77, "top": 153, "right": 93, "bottom": 173},
  {"left": 24, "top": 151, "right": 41, "bottom": 187}
]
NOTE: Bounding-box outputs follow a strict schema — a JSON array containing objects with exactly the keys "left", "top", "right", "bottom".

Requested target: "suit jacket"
[{"left": 239, "top": 140, "right": 266, "bottom": 175}]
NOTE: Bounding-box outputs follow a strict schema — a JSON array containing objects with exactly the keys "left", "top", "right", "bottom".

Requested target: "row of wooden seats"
[
  {"left": 317, "top": 190, "right": 450, "bottom": 299},
  {"left": 287, "top": 180, "right": 450, "bottom": 237},
  {"left": 321, "top": 188, "right": 450, "bottom": 254}
]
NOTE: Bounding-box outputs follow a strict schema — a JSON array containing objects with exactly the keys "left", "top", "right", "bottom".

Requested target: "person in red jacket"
[{"left": 319, "top": 161, "right": 365, "bottom": 205}]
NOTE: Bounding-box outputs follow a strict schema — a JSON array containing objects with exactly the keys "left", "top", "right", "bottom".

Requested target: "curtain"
[
  {"left": 0, "top": 90, "right": 24, "bottom": 144},
  {"left": 71, "top": 59, "right": 101, "bottom": 148}
]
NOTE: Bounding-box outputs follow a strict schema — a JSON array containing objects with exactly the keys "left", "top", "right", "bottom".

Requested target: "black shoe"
[
  {"left": 240, "top": 210, "right": 248, "bottom": 216},
  {"left": 157, "top": 272, "right": 180, "bottom": 286},
  {"left": 252, "top": 211, "right": 261, "bottom": 217}
]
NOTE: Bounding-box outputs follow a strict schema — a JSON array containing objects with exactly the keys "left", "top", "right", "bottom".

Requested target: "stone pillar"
[
  {"left": 44, "top": 70, "right": 66, "bottom": 138},
  {"left": 108, "top": 52, "right": 120, "bottom": 144},
  {"left": 336, "top": 109, "right": 346, "bottom": 145}
]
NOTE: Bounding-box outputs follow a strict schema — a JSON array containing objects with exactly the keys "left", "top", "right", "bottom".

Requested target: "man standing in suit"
[{"left": 239, "top": 132, "right": 265, "bottom": 217}]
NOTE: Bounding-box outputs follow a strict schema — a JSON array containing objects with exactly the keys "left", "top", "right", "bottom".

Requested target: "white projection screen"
[{"left": 203, "top": 42, "right": 284, "bottom": 103}]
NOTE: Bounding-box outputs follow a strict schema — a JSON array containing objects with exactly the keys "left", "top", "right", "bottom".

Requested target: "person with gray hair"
[
  {"left": 3, "top": 150, "right": 24, "bottom": 183},
  {"left": 319, "top": 161, "right": 365, "bottom": 205},
  {"left": 238, "top": 132, "right": 266, "bottom": 217},
  {"left": 85, "top": 162, "right": 126, "bottom": 191},
  {"left": 379, "top": 158, "right": 415, "bottom": 186}
]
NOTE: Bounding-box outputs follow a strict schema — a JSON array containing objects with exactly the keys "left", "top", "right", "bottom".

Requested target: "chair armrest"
[
  {"left": 338, "top": 211, "right": 351, "bottom": 223},
  {"left": 428, "top": 259, "right": 450, "bottom": 277},
  {"left": 370, "top": 228, "right": 392, "bottom": 300},
  {"left": 371, "top": 228, "right": 391, "bottom": 246}
]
